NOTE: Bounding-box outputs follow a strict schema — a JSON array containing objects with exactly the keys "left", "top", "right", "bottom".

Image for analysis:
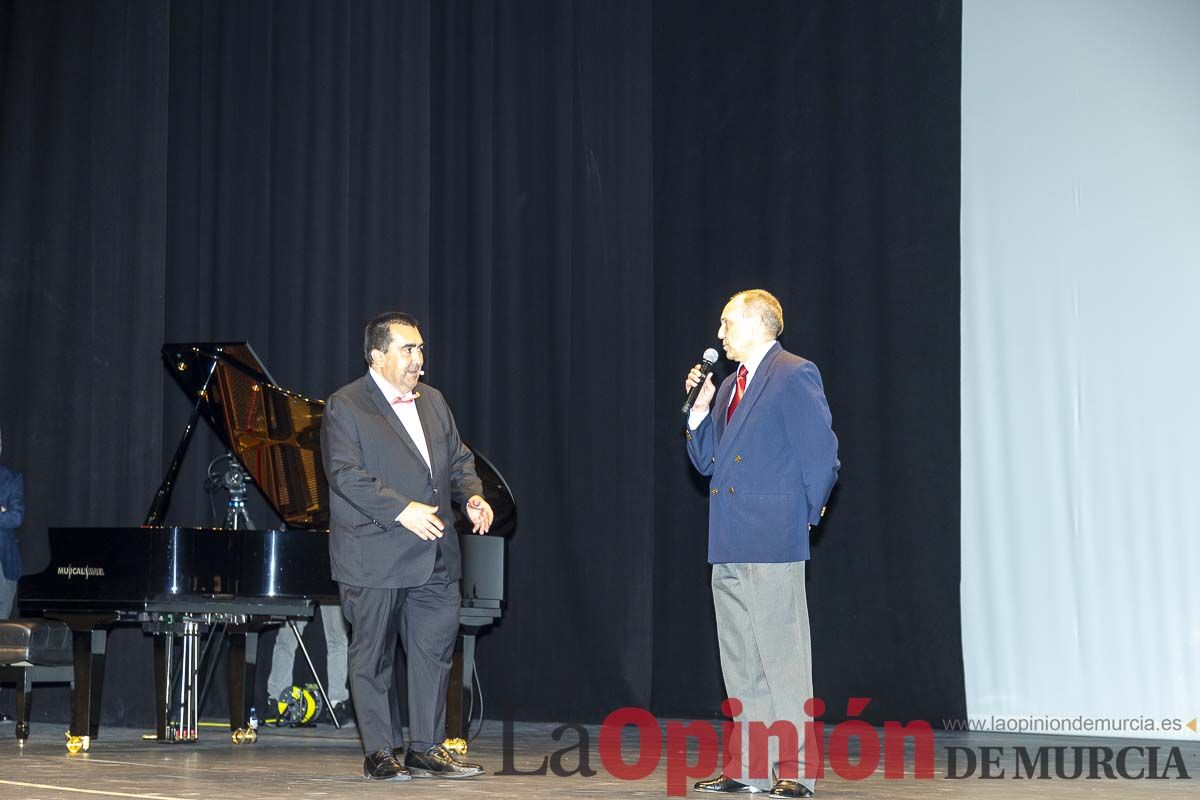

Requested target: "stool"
[{"left": 0, "top": 619, "right": 74, "bottom": 743}]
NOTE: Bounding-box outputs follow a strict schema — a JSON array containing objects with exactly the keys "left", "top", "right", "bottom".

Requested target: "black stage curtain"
[
  {"left": 651, "top": 1, "right": 963, "bottom": 726},
  {"left": 0, "top": 0, "right": 963, "bottom": 729},
  {"left": 0, "top": 0, "right": 171, "bottom": 723}
]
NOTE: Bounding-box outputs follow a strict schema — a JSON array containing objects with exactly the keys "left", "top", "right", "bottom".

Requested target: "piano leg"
[
  {"left": 462, "top": 632, "right": 477, "bottom": 711},
  {"left": 446, "top": 646, "right": 464, "bottom": 740},
  {"left": 444, "top": 632, "right": 477, "bottom": 748},
  {"left": 87, "top": 630, "right": 107, "bottom": 740},
  {"left": 67, "top": 628, "right": 107, "bottom": 751},
  {"left": 226, "top": 625, "right": 260, "bottom": 742}
]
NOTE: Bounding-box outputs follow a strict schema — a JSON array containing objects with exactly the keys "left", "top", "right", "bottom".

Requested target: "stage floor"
[{"left": 1, "top": 718, "right": 1197, "bottom": 799}]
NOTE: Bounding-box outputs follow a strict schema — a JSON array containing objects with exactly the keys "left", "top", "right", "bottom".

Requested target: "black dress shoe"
[
  {"left": 694, "top": 774, "right": 760, "bottom": 793},
  {"left": 363, "top": 749, "right": 411, "bottom": 781},
  {"left": 404, "top": 744, "right": 484, "bottom": 778},
  {"left": 767, "top": 779, "right": 813, "bottom": 798}
]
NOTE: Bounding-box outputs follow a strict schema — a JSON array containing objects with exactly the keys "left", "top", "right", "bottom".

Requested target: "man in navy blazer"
[
  {"left": 684, "top": 290, "right": 839, "bottom": 799},
  {"left": 0, "top": 424, "right": 25, "bottom": 619}
]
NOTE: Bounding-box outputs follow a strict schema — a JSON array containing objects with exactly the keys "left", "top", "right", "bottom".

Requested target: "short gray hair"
[{"left": 730, "top": 289, "right": 784, "bottom": 337}]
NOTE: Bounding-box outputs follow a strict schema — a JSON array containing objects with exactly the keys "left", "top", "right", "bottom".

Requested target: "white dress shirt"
[
  {"left": 688, "top": 339, "right": 777, "bottom": 430},
  {"left": 369, "top": 368, "right": 432, "bottom": 476}
]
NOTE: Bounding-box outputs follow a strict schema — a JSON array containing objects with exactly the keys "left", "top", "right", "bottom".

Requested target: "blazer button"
[
  {"left": 711, "top": 457, "right": 716, "bottom": 463},
  {"left": 734, "top": 454, "right": 742, "bottom": 462},
  {"left": 728, "top": 487, "right": 735, "bottom": 494},
  {"left": 710, "top": 488, "right": 718, "bottom": 496}
]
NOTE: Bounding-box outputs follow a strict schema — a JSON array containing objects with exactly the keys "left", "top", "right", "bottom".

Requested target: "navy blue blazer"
[
  {"left": 0, "top": 465, "right": 24, "bottom": 580},
  {"left": 687, "top": 343, "right": 839, "bottom": 563}
]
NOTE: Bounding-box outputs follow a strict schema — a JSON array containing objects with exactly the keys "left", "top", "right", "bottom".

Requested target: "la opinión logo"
[
  {"left": 497, "top": 697, "right": 1192, "bottom": 796},
  {"left": 946, "top": 744, "right": 1191, "bottom": 780},
  {"left": 501, "top": 697, "right": 935, "bottom": 795}
]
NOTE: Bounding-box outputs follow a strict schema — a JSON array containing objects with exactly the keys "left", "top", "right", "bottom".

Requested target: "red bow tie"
[{"left": 392, "top": 393, "right": 417, "bottom": 405}]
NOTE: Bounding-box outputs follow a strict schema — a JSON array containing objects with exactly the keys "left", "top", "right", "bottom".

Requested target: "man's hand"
[
  {"left": 465, "top": 495, "right": 494, "bottom": 534},
  {"left": 683, "top": 364, "right": 717, "bottom": 415},
  {"left": 398, "top": 501, "right": 444, "bottom": 540}
]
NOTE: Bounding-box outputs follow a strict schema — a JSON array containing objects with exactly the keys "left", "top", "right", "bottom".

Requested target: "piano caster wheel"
[
  {"left": 443, "top": 737, "right": 468, "bottom": 757},
  {"left": 65, "top": 733, "right": 90, "bottom": 754},
  {"left": 16, "top": 722, "right": 30, "bottom": 743},
  {"left": 232, "top": 728, "right": 258, "bottom": 745}
]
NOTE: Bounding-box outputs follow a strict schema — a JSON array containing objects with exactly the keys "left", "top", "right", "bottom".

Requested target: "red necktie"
[{"left": 726, "top": 365, "right": 748, "bottom": 422}]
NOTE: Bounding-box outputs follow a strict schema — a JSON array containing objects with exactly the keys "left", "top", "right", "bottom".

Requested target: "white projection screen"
[{"left": 961, "top": 0, "right": 1200, "bottom": 739}]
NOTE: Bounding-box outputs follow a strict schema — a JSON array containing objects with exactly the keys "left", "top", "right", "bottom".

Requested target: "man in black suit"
[{"left": 321, "top": 311, "right": 494, "bottom": 781}]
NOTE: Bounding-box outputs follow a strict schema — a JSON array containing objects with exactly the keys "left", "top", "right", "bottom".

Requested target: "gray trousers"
[
  {"left": 268, "top": 603, "right": 350, "bottom": 705},
  {"left": 712, "top": 561, "right": 815, "bottom": 792},
  {"left": 339, "top": 556, "right": 460, "bottom": 756}
]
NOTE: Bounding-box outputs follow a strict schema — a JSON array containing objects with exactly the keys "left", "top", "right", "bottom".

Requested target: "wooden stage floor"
[{"left": 0, "top": 717, "right": 1197, "bottom": 799}]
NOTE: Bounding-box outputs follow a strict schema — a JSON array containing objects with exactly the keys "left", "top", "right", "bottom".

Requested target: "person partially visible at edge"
[
  {"left": 0, "top": 423, "right": 26, "bottom": 619},
  {"left": 267, "top": 602, "right": 351, "bottom": 726},
  {"left": 683, "top": 290, "right": 840, "bottom": 799},
  {"left": 321, "top": 311, "right": 494, "bottom": 782}
]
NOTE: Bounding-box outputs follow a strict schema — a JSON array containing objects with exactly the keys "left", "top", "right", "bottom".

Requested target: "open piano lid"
[
  {"left": 158, "top": 342, "right": 517, "bottom": 538},
  {"left": 162, "top": 342, "right": 329, "bottom": 529}
]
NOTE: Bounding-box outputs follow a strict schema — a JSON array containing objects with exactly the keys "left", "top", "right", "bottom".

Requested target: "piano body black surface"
[
  {"left": 23, "top": 527, "right": 338, "bottom": 611},
  {"left": 17, "top": 342, "right": 514, "bottom": 750},
  {"left": 19, "top": 525, "right": 337, "bottom": 748}
]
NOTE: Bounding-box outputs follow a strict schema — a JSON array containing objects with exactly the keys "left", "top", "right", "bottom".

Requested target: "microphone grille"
[{"left": 702, "top": 348, "right": 720, "bottom": 364}]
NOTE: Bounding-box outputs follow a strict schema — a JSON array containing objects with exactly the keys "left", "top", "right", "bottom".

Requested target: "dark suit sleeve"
[
  {"left": 321, "top": 396, "right": 410, "bottom": 527},
  {"left": 783, "top": 361, "right": 840, "bottom": 526},
  {"left": 0, "top": 472, "right": 23, "bottom": 528},
  {"left": 444, "top": 405, "right": 483, "bottom": 505}
]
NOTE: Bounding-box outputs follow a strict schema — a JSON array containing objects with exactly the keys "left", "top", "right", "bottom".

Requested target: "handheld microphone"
[{"left": 682, "top": 348, "right": 720, "bottom": 414}]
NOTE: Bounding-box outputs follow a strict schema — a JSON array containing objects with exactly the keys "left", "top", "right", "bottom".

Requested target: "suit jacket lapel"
[
  {"left": 365, "top": 377, "right": 429, "bottom": 468},
  {"left": 414, "top": 389, "right": 440, "bottom": 477},
  {"left": 718, "top": 342, "right": 782, "bottom": 457},
  {"left": 713, "top": 375, "right": 734, "bottom": 444}
]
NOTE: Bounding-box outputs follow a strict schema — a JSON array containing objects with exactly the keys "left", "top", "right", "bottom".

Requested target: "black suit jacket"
[{"left": 321, "top": 373, "right": 483, "bottom": 589}]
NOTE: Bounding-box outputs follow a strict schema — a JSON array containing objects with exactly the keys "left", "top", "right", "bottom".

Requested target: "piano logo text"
[{"left": 57, "top": 564, "right": 106, "bottom": 580}]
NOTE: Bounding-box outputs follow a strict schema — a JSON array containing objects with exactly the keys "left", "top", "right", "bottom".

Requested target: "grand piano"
[{"left": 18, "top": 342, "right": 514, "bottom": 751}]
